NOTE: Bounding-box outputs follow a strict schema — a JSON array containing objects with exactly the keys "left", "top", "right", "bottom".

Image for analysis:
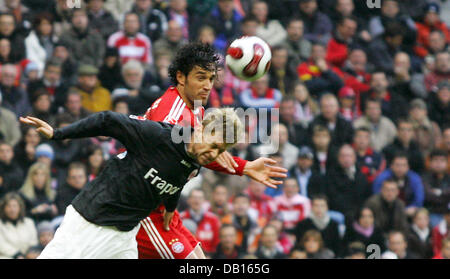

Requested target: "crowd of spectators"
[{"left": 0, "top": 0, "right": 449, "bottom": 259}]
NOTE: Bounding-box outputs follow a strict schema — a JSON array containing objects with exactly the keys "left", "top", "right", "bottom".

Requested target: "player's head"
[
  {"left": 188, "top": 108, "right": 243, "bottom": 165},
  {"left": 169, "top": 42, "right": 220, "bottom": 106}
]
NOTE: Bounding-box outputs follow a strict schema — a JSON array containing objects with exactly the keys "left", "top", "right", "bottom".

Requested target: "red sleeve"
[{"left": 204, "top": 156, "right": 248, "bottom": 176}]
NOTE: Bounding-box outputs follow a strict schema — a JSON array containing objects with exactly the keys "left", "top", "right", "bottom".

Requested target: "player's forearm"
[
  {"left": 52, "top": 111, "right": 122, "bottom": 141},
  {"left": 205, "top": 156, "right": 248, "bottom": 176}
]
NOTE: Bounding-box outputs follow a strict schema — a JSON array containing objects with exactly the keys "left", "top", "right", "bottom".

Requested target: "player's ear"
[{"left": 176, "top": 71, "right": 186, "bottom": 87}]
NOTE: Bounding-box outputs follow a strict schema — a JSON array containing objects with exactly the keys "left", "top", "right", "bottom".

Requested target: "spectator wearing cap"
[
  {"left": 390, "top": 52, "right": 427, "bottom": 102},
  {"left": 409, "top": 98, "right": 442, "bottom": 157},
  {"left": 325, "top": 16, "right": 359, "bottom": 69},
  {"left": 72, "top": 64, "right": 112, "bottom": 113},
  {"left": 280, "top": 18, "right": 312, "bottom": 68},
  {"left": 422, "top": 149, "right": 450, "bottom": 227},
  {"left": 294, "top": 0, "right": 333, "bottom": 45},
  {"left": 427, "top": 80, "right": 450, "bottom": 130},
  {"left": 297, "top": 43, "right": 344, "bottom": 98},
  {"left": 414, "top": 2, "right": 450, "bottom": 59},
  {"left": 0, "top": 94, "right": 21, "bottom": 147},
  {"left": 24, "top": 12, "right": 58, "bottom": 78},
  {"left": 36, "top": 220, "right": 55, "bottom": 250},
  {"left": 112, "top": 59, "right": 161, "bottom": 115},
  {"left": 86, "top": 0, "right": 119, "bottom": 41},
  {"left": 325, "top": 144, "right": 371, "bottom": 225},
  {"left": 352, "top": 127, "right": 385, "bottom": 184},
  {"left": 286, "top": 146, "right": 324, "bottom": 199},
  {"left": 431, "top": 205, "right": 450, "bottom": 257},
  {"left": 424, "top": 51, "right": 450, "bottom": 93},
  {"left": 0, "top": 63, "right": 30, "bottom": 117},
  {"left": 35, "top": 143, "right": 54, "bottom": 167},
  {"left": 338, "top": 86, "right": 360, "bottom": 122},
  {"left": 107, "top": 12, "right": 153, "bottom": 67},
  {"left": 308, "top": 94, "right": 354, "bottom": 147},
  {"left": 279, "top": 96, "right": 309, "bottom": 148},
  {"left": 251, "top": 1, "right": 287, "bottom": 47},
  {"left": 58, "top": 8, "right": 105, "bottom": 67}
]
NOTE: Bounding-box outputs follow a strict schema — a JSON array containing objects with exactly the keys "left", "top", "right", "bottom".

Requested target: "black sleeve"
[
  {"left": 163, "top": 190, "right": 182, "bottom": 212},
  {"left": 52, "top": 111, "right": 162, "bottom": 154}
]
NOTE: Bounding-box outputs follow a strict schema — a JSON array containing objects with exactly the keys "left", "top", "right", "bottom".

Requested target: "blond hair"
[
  {"left": 201, "top": 108, "right": 243, "bottom": 149},
  {"left": 19, "top": 162, "right": 55, "bottom": 201}
]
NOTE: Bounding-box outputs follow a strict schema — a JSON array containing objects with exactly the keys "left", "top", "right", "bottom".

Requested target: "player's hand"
[
  {"left": 19, "top": 116, "right": 54, "bottom": 139},
  {"left": 243, "top": 157, "right": 287, "bottom": 189},
  {"left": 215, "top": 151, "right": 238, "bottom": 173},
  {"left": 163, "top": 210, "right": 175, "bottom": 231}
]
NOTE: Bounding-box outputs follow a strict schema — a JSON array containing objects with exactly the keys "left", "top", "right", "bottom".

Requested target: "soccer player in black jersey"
[{"left": 20, "top": 108, "right": 286, "bottom": 258}]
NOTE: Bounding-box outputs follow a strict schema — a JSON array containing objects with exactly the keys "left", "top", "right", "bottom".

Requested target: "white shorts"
[{"left": 38, "top": 205, "right": 141, "bottom": 259}]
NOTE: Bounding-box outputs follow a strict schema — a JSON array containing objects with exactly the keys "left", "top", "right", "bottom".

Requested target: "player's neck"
[{"left": 176, "top": 85, "right": 194, "bottom": 110}]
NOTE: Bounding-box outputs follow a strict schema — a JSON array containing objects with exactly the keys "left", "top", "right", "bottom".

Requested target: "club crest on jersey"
[{"left": 169, "top": 238, "right": 184, "bottom": 254}]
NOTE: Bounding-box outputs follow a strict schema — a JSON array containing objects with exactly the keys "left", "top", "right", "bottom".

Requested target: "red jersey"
[
  {"left": 136, "top": 86, "right": 248, "bottom": 259},
  {"left": 107, "top": 31, "right": 153, "bottom": 65},
  {"left": 179, "top": 210, "right": 221, "bottom": 254}
]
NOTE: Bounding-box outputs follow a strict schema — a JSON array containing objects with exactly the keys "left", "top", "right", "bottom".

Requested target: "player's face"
[
  {"left": 190, "top": 131, "right": 227, "bottom": 165},
  {"left": 179, "top": 66, "right": 216, "bottom": 106}
]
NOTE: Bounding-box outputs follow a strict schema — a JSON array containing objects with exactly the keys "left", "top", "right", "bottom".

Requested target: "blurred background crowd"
[{"left": 0, "top": 0, "right": 449, "bottom": 259}]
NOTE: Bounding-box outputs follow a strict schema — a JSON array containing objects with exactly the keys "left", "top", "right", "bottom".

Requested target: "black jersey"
[{"left": 52, "top": 111, "right": 200, "bottom": 231}]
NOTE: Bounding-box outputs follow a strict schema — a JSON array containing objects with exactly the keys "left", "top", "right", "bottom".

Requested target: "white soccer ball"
[{"left": 225, "top": 36, "right": 272, "bottom": 82}]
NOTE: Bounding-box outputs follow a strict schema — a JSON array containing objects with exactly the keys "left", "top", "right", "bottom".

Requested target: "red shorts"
[{"left": 136, "top": 208, "right": 200, "bottom": 259}]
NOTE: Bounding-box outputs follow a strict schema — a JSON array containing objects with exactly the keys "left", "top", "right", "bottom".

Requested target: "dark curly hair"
[{"left": 168, "top": 42, "right": 220, "bottom": 85}]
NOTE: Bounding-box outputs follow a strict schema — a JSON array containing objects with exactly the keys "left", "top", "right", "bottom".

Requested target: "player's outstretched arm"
[
  {"left": 20, "top": 116, "right": 54, "bottom": 139},
  {"left": 242, "top": 157, "right": 288, "bottom": 189}
]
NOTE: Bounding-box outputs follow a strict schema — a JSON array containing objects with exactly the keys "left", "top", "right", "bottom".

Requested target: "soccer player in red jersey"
[{"left": 135, "top": 43, "right": 287, "bottom": 259}]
